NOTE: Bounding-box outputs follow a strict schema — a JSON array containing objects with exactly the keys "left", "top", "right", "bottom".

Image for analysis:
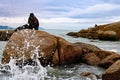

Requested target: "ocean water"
[{"left": 0, "top": 29, "right": 120, "bottom": 80}]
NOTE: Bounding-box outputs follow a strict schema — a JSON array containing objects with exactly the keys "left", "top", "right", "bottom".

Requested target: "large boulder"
[
  {"left": 99, "top": 31, "right": 117, "bottom": 41},
  {"left": 99, "top": 54, "right": 120, "bottom": 68},
  {"left": 82, "top": 52, "right": 101, "bottom": 65},
  {"left": 52, "top": 41, "right": 101, "bottom": 66},
  {"left": 2, "top": 29, "right": 57, "bottom": 66},
  {"left": 102, "top": 60, "right": 120, "bottom": 80},
  {"left": 73, "top": 42, "right": 100, "bottom": 53},
  {"left": 54, "top": 37, "right": 83, "bottom": 65},
  {"left": 82, "top": 51, "right": 115, "bottom": 66}
]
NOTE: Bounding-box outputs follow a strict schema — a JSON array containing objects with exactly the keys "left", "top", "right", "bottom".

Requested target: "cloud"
[
  {"left": 0, "top": 17, "right": 27, "bottom": 28},
  {"left": 0, "top": 0, "right": 120, "bottom": 30},
  {"left": 1, "top": 15, "right": 120, "bottom": 30},
  {"left": 36, "top": 3, "right": 120, "bottom": 19},
  {"left": 68, "top": 3, "right": 120, "bottom": 18}
]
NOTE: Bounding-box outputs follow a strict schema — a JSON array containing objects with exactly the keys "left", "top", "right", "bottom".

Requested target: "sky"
[{"left": 0, "top": 0, "right": 120, "bottom": 30}]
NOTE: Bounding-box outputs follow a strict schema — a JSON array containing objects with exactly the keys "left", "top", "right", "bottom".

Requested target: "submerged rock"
[
  {"left": 66, "top": 32, "right": 78, "bottom": 37},
  {"left": 81, "top": 71, "right": 91, "bottom": 76}
]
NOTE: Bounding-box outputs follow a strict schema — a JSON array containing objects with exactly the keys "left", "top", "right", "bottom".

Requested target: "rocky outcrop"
[
  {"left": 52, "top": 41, "right": 101, "bottom": 66},
  {"left": 54, "top": 36, "right": 83, "bottom": 65},
  {"left": 82, "top": 51, "right": 116, "bottom": 66},
  {"left": 1, "top": 29, "right": 85, "bottom": 67},
  {"left": 67, "top": 21, "right": 120, "bottom": 41},
  {"left": 102, "top": 60, "right": 120, "bottom": 80},
  {"left": 1, "top": 29, "right": 120, "bottom": 80},
  {"left": 0, "top": 30, "right": 14, "bottom": 41},
  {"left": 99, "top": 54, "right": 120, "bottom": 68},
  {"left": 2, "top": 29, "right": 103, "bottom": 67}
]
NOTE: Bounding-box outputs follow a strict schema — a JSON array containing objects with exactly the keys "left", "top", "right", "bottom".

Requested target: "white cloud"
[
  {"left": 68, "top": 3, "right": 120, "bottom": 16},
  {"left": 0, "top": 17, "right": 27, "bottom": 28},
  {"left": 0, "top": 15, "right": 120, "bottom": 30},
  {"left": 36, "top": 3, "right": 120, "bottom": 19}
]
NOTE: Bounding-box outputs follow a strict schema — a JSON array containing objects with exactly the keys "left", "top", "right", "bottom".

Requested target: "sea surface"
[{"left": 0, "top": 29, "right": 120, "bottom": 80}]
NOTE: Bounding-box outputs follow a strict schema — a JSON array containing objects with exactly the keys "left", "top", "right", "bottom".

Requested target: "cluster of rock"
[
  {"left": 2, "top": 29, "right": 120, "bottom": 80},
  {"left": 67, "top": 22, "right": 120, "bottom": 41}
]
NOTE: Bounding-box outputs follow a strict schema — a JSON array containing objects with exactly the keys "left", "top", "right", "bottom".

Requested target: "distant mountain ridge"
[
  {"left": 0, "top": 26, "right": 14, "bottom": 30},
  {"left": 0, "top": 25, "right": 45, "bottom": 30},
  {"left": 39, "top": 27, "right": 45, "bottom": 30}
]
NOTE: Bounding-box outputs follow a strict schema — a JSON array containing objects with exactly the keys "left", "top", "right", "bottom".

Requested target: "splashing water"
[
  {"left": 0, "top": 30, "right": 105, "bottom": 80},
  {"left": 0, "top": 38, "right": 48, "bottom": 80},
  {"left": 0, "top": 58, "right": 48, "bottom": 80},
  {"left": 0, "top": 30, "right": 49, "bottom": 80}
]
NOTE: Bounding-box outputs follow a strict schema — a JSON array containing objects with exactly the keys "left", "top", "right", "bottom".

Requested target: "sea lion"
[
  {"left": 15, "top": 13, "right": 39, "bottom": 31},
  {"left": 28, "top": 13, "right": 39, "bottom": 30}
]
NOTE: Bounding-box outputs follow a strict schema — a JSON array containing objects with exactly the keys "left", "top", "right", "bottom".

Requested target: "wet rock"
[
  {"left": 66, "top": 32, "right": 77, "bottom": 37},
  {"left": 81, "top": 71, "right": 100, "bottom": 80},
  {"left": 52, "top": 49, "right": 59, "bottom": 66},
  {"left": 73, "top": 42, "right": 101, "bottom": 53},
  {"left": 99, "top": 54, "right": 120, "bottom": 68},
  {"left": 0, "top": 30, "right": 14, "bottom": 41},
  {"left": 99, "top": 31, "right": 117, "bottom": 41},
  {"left": 94, "top": 51, "right": 114, "bottom": 60},
  {"left": 102, "top": 60, "right": 120, "bottom": 80},
  {"left": 82, "top": 52, "right": 101, "bottom": 65},
  {"left": 55, "top": 36, "right": 83, "bottom": 65},
  {"left": 52, "top": 39, "right": 102, "bottom": 66},
  {"left": 2, "top": 29, "right": 57, "bottom": 66},
  {"left": 82, "top": 51, "right": 115, "bottom": 66}
]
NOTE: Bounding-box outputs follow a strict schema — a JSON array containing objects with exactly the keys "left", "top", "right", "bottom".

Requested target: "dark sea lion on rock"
[
  {"left": 15, "top": 13, "right": 39, "bottom": 31},
  {"left": 15, "top": 24, "right": 29, "bottom": 31},
  {"left": 28, "top": 13, "right": 39, "bottom": 30}
]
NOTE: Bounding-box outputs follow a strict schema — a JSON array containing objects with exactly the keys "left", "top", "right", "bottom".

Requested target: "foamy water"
[{"left": 0, "top": 29, "right": 120, "bottom": 80}]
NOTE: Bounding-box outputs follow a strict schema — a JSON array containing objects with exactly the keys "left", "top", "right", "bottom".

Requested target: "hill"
[
  {"left": 0, "top": 26, "right": 14, "bottom": 30},
  {"left": 39, "top": 27, "right": 45, "bottom": 30}
]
